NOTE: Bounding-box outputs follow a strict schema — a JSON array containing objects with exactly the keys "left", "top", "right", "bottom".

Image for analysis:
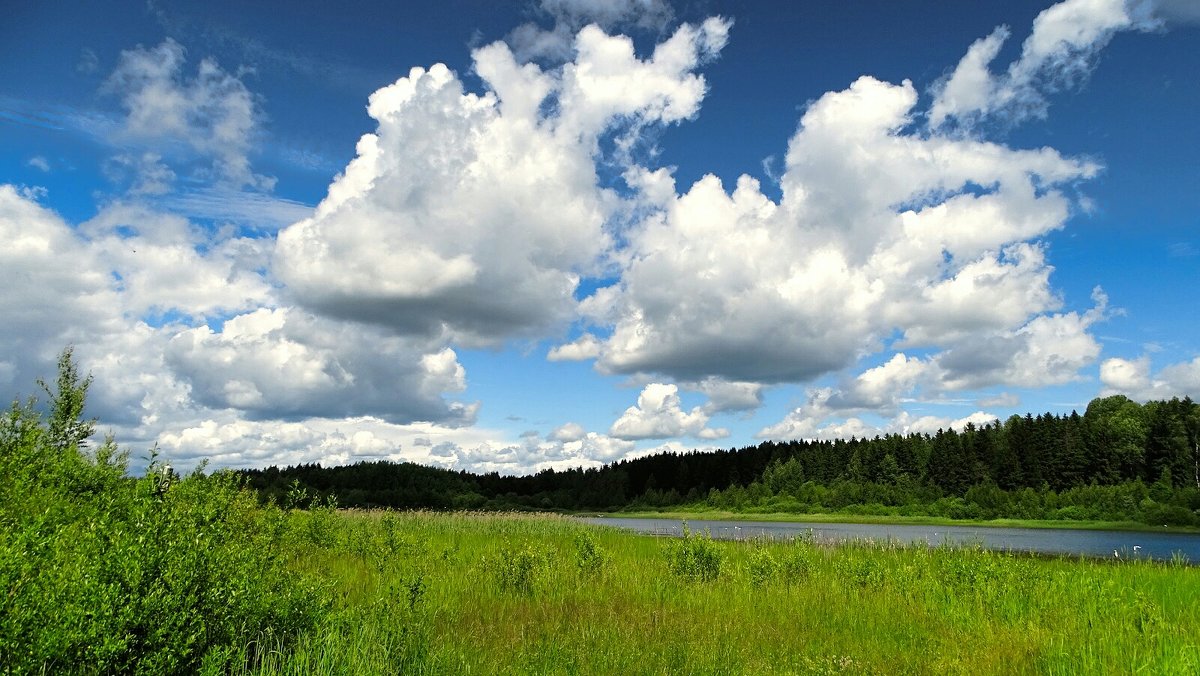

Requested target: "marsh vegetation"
[{"left": 4, "top": 351, "right": 1199, "bottom": 674}]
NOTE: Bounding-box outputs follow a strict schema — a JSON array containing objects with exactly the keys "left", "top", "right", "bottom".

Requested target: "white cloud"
[
  {"left": 103, "top": 38, "right": 272, "bottom": 189},
  {"left": 275, "top": 20, "right": 729, "bottom": 346},
  {"left": 3, "top": 3, "right": 1172, "bottom": 478},
  {"left": 548, "top": 333, "right": 602, "bottom": 361},
  {"left": 27, "top": 156, "right": 51, "bottom": 172},
  {"left": 928, "top": 27, "right": 1010, "bottom": 128},
  {"left": 757, "top": 394, "right": 883, "bottom": 442},
  {"left": 1100, "top": 355, "right": 1200, "bottom": 400},
  {"left": 0, "top": 185, "right": 122, "bottom": 394},
  {"left": 80, "top": 202, "right": 274, "bottom": 320},
  {"left": 978, "top": 392, "right": 1020, "bottom": 408},
  {"left": 165, "top": 308, "right": 475, "bottom": 425},
  {"left": 104, "top": 152, "right": 176, "bottom": 195},
  {"left": 827, "top": 354, "right": 929, "bottom": 411},
  {"left": 507, "top": 0, "right": 676, "bottom": 63},
  {"left": 154, "top": 415, "right": 491, "bottom": 470},
  {"left": 451, "top": 427, "right": 637, "bottom": 475},
  {"left": 588, "top": 71, "right": 1097, "bottom": 386},
  {"left": 550, "top": 421, "right": 586, "bottom": 442},
  {"left": 0, "top": 185, "right": 481, "bottom": 474},
  {"left": 609, "top": 382, "right": 727, "bottom": 440},
  {"left": 687, "top": 377, "right": 764, "bottom": 414},
  {"left": 758, "top": 397, "right": 1001, "bottom": 442},
  {"left": 931, "top": 0, "right": 1156, "bottom": 127},
  {"left": 155, "top": 187, "right": 313, "bottom": 231},
  {"left": 898, "top": 410, "right": 1001, "bottom": 435},
  {"left": 933, "top": 289, "right": 1108, "bottom": 390}
]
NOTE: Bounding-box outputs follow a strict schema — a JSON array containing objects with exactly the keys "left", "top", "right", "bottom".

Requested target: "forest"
[{"left": 242, "top": 395, "right": 1200, "bottom": 526}]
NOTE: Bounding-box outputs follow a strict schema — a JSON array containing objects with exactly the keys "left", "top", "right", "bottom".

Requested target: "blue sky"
[{"left": 1, "top": 0, "right": 1197, "bottom": 474}]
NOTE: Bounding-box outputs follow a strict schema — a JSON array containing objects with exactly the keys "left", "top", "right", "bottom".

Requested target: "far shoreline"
[{"left": 574, "top": 509, "right": 1200, "bottom": 535}]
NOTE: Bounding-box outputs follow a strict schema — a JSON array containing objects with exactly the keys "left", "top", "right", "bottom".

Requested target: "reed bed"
[{"left": 241, "top": 510, "right": 1200, "bottom": 675}]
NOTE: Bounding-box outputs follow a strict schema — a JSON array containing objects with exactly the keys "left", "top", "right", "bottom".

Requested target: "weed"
[
  {"left": 487, "top": 541, "right": 551, "bottom": 595},
  {"left": 666, "top": 524, "right": 723, "bottom": 581},
  {"left": 747, "top": 544, "right": 780, "bottom": 586},
  {"left": 573, "top": 530, "right": 609, "bottom": 576}
]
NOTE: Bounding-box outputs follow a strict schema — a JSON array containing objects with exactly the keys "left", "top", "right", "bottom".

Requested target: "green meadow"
[
  {"left": 4, "top": 351, "right": 1199, "bottom": 674},
  {"left": 248, "top": 509, "right": 1200, "bottom": 675}
]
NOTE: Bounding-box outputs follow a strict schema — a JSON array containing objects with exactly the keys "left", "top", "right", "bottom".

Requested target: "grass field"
[
  {"left": 238, "top": 509, "right": 1199, "bottom": 675},
  {"left": 9, "top": 354, "right": 1198, "bottom": 674}
]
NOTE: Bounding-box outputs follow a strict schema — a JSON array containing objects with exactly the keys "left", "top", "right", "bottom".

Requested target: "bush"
[
  {"left": 487, "top": 542, "right": 551, "bottom": 595},
  {"left": 0, "top": 349, "right": 330, "bottom": 674},
  {"left": 574, "top": 530, "right": 609, "bottom": 576},
  {"left": 746, "top": 546, "right": 779, "bottom": 587},
  {"left": 667, "top": 525, "right": 723, "bottom": 582}
]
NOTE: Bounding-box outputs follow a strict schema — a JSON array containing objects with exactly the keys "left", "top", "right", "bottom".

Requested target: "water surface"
[{"left": 580, "top": 516, "right": 1200, "bottom": 563}]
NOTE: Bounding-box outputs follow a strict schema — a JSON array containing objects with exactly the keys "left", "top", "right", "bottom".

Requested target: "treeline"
[{"left": 240, "top": 395, "right": 1200, "bottom": 526}]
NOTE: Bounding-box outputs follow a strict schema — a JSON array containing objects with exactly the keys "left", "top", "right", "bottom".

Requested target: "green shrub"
[
  {"left": 666, "top": 525, "right": 723, "bottom": 582},
  {"left": 573, "top": 530, "right": 609, "bottom": 576},
  {"left": 487, "top": 542, "right": 551, "bottom": 595},
  {"left": 746, "top": 545, "right": 779, "bottom": 587},
  {"left": 0, "top": 349, "right": 331, "bottom": 674}
]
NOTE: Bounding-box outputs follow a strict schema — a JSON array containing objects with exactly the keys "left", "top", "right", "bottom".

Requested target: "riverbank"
[
  {"left": 227, "top": 511, "right": 1200, "bottom": 673},
  {"left": 583, "top": 508, "right": 1200, "bottom": 534}
]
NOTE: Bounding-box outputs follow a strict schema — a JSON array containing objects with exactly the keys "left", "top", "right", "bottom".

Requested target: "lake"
[{"left": 580, "top": 516, "right": 1200, "bottom": 563}]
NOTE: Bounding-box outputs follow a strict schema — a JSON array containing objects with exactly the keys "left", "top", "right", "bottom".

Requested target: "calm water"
[{"left": 580, "top": 516, "right": 1200, "bottom": 563}]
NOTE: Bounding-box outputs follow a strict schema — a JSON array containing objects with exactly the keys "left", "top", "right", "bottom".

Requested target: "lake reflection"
[{"left": 580, "top": 516, "right": 1200, "bottom": 563}]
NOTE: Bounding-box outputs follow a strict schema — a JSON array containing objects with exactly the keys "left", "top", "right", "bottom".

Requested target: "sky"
[{"left": 1, "top": 0, "right": 1198, "bottom": 475}]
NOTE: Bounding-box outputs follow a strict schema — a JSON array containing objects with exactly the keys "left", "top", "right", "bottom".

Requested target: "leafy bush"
[
  {"left": 780, "top": 545, "right": 815, "bottom": 584},
  {"left": 746, "top": 545, "right": 779, "bottom": 587},
  {"left": 487, "top": 542, "right": 551, "bottom": 595},
  {"left": 0, "top": 349, "right": 330, "bottom": 674},
  {"left": 573, "top": 530, "right": 609, "bottom": 576},
  {"left": 666, "top": 525, "right": 722, "bottom": 582}
]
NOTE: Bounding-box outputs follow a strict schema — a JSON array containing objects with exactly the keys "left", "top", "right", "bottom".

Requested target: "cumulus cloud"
[
  {"left": 898, "top": 411, "right": 1003, "bottom": 436},
  {"left": 933, "top": 289, "right": 1108, "bottom": 390},
  {"left": 756, "top": 388, "right": 886, "bottom": 441},
  {"left": 0, "top": 187, "right": 200, "bottom": 432},
  {"left": 826, "top": 353, "right": 928, "bottom": 411},
  {"left": 165, "top": 308, "right": 476, "bottom": 425},
  {"left": 3, "top": 2, "right": 1171, "bottom": 477},
  {"left": 585, "top": 71, "right": 1098, "bottom": 386},
  {"left": 103, "top": 38, "right": 272, "bottom": 189},
  {"left": 507, "top": 0, "right": 676, "bottom": 63},
  {"left": 687, "top": 377, "right": 765, "bottom": 414},
  {"left": 549, "top": 421, "right": 587, "bottom": 442},
  {"left": 547, "top": 333, "right": 602, "bottom": 361},
  {"left": 153, "top": 415, "right": 504, "bottom": 469},
  {"left": 930, "top": 0, "right": 1157, "bottom": 127},
  {"left": 79, "top": 202, "right": 274, "bottom": 320},
  {"left": 759, "top": 395, "right": 1000, "bottom": 441},
  {"left": 453, "top": 426, "right": 637, "bottom": 475},
  {"left": 275, "top": 19, "right": 730, "bottom": 346},
  {"left": 0, "top": 185, "right": 123, "bottom": 395},
  {"left": 609, "top": 383, "right": 727, "bottom": 440},
  {"left": 1100, "top": 355, "right": 1200, "bottom": 400},
  {"left": 0, "top": 185, "right": 482, "bottom": 472}
]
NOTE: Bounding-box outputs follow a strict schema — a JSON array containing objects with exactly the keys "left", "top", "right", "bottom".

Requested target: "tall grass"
[
  {"left": 6, "top": 351, "right": 1198, "bottom": 674},
  {"left": 242, "top": 510, "right": 1199, "bottom": 675}
]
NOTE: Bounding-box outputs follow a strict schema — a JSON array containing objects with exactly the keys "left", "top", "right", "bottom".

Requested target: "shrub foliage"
[{"left": 0, "top": 349, "right": 329, "bottom": 674}]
